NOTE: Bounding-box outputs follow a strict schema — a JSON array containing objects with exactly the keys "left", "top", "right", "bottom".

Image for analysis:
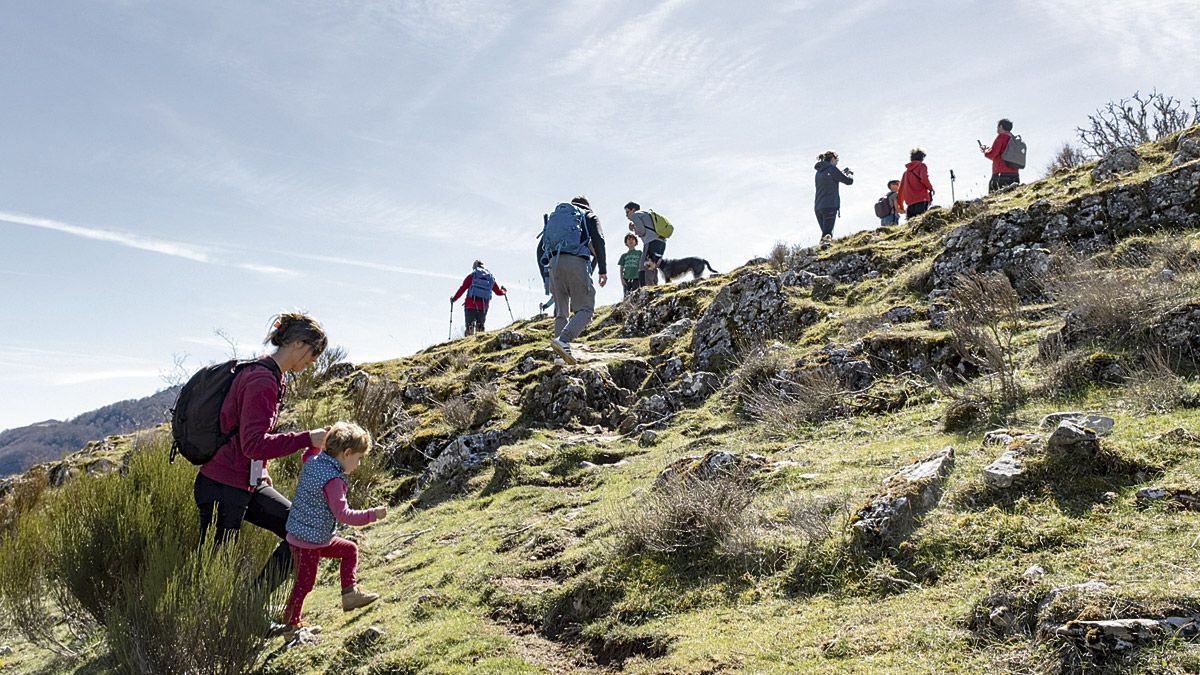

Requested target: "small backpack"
[
  {"left": 1001, "top": 134, "right": 1027, "bottom": 170},
  {"left": 874, "top": 195, "right": 893, "bottom": 218},
  {"left": 649, "top": 210, "right": 674, "bottom": 239},
  {"left": 541, "top": 202, "right": 590, "bottom": 262},
  {"left": 466, "top": 268, "right": 494, "bottom": 301},
  {"left": 169, "top": 359, "right": 282, "bottom": 465}
]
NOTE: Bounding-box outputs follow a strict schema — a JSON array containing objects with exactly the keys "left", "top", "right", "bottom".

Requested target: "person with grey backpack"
[{"left": 981, "top": 118, "right": 1025, "bottom": 192}]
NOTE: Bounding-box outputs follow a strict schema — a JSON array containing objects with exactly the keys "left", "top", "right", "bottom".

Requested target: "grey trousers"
[
  {"left": 639, "top": 239, "right": 665, "bottom": 287},
  {"left": 548, "top": 254, "right": 595, "bottom": 343}
]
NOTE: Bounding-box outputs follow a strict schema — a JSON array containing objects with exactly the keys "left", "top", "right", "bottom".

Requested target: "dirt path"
[{"left": 491, "top": 615, "right": 610, "bottom": 675}]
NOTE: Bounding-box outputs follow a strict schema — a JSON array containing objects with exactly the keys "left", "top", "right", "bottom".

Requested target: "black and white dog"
[{"left": 652, "top": 256, "right": 719, "bottom": 283}]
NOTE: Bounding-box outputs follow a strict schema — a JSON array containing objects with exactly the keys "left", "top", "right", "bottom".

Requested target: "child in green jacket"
[{"left": 618, "top": 234, "right": 642, "bottom": 297}]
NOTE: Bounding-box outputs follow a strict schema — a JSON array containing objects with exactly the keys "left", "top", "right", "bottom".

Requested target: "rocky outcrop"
[
  {"left": 849, "top": 446, "right": 954, "bottom": 552},
  {"left": 1091, "top": 146, "right": 1143, "bottom": 182},
  {"left": 931, "top": 162, "right": 1200, "bottom": 298},
  {"left": 691, "top": 270, "right": 823, "bottom": 370},
  {"left": 1153, "top": 303, "right": 1200, "bottom": 359},
  {"left": 420, "top": 430, "right": 513, "bottom": 486},
  {"left": 1135, "top": 486, "right": 1200, "bottom": 510},
  {"left": 520, "top": 368, "right": 632, "bottom": 429},
  {"left": 615, "top": 288, "right": 707, "bottom": 338},
  {"left": 484, "top": 330, "right": 534, "bottom": 353},
  {"left": 653, "top": 450, "right": 770, "bottom": 487},
  {"left": 649, "top": 319, "right": 694, "bottom": 355}
]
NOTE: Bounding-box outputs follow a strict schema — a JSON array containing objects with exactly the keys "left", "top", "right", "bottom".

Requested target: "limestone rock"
[
  {"left": 630, "top": 393, "right": 675, "bottom": 426},
  {"left": 983, "top": 450, "right": 1024, "bottom": 490},
  {"left": 607, "top": 358, "right": 654, "bottom": 393},
  {"left": 1172, "top": 132, "right": 1200, "bottom": 166},
  {"left": 672, "top": 371, "right": 720, "bottom": 405},
  {"left": 649, "top": 318, "right": 694, "bottom": 355},
  {"left": 653, "top": 450, "right": 769, "bottom": 487},
  {"left": 810, "top": 275, "right": 837, "bottom": 301},
  {"left": 1156, "top": 427, "right": 1200, "bottom": 445},
  {"left": 638, "top": 430, "right": 658, "bottom": 447},
  {"left": 1054, "top": 616, "right": 1200, "bottom": 652},
  {"left": 1153, "top": 303, "right": 1200, "bottom": 359},
  {"left": 882, "top": 306, "right": 916, "bottom": 323},
  {"left": 616, "top": 288, "right": 704, "bottom": 338},
  {"left": 520, "top": 367, "right": 631, "bottom": 429},
  {"left": 691, "top": 270, "right": 822, "bottom": 370},
  {"left": 849, "top": 446, "right": 954, "bottom": 552},
  {"left": 485, "top": 330, "right": 533, "bottom": 352},
  {"left": 1047, "top": 420, "right": 1101, "bottom": 454},
  {"left": 1135, "top": 486, "right": 1200, "bottom": 510},
  {"left": 1039, "top": 413, "right": 1113, "bottom": 436},
  {"left": 1022, "top": 565, "right": 1046, "bottom": 579},
  {"left": 1091, "top": 146, "right": 1143, "bottom": 182},
  {"left": 420, "top": 430, "right": 512, "bottom": 486}
]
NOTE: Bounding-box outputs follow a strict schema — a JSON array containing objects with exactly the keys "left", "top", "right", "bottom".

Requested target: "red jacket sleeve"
[
  {"left": 323, "top": 477, "right": 379, "bottom": 526},
  {"left": 451, "top": 275, "right": 471, "bottom": 302},
  {"left": 984, "top": 133, "right": 1008, "bottom": 160},
  {"left": 237, "top": 371, "right": 312, "bottom": 461},
  {"left": 918, "top": 164, "right": 933, "bottom": 191},
  {"left": 492, "top": 281, "right": 505, "bottom": 296}
]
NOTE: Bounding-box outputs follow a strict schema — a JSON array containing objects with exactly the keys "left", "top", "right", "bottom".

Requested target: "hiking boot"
[
  {"left": 282, "top": 621, "right": 321, "bottom": 638},
  {"left": 550, "top": 338, "right": 577, "bottom": 365},
  {"left": 342, "top": 586, "right": 380, "bottom": 612},
  {"left": 820, "top": 234, "right": 833, "bottom": 249}
]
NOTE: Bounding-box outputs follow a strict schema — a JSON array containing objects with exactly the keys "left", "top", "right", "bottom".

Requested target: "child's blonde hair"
[{"left": 324, "top": 421, "right": 372, "bottom": 458}]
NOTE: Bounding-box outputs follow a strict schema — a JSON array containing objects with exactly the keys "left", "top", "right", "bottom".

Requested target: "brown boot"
[
  {"left": 282, "top": 621, "right": 321, "bottom": 638},
  {"left": 341, "top": 586, "right": 380, "bottom": 612}
]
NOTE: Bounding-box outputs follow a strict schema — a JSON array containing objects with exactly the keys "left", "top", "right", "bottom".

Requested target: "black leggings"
[
  {"left": 989, "top": 173, "right": 1019, "bottom": 193},
  {"left": 815, "top": 208, "right": 838, "bottom": 237},
  {"left": 464, "top": 307, "right": 487, "bottom": 334},
  {"left": 906, "top": 201, "right": 929, "bottom": 218},
  {"left": 194, "top": 472, "right": 293, "bottom": 586}
]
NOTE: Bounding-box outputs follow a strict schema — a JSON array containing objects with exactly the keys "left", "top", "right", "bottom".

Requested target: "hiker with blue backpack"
[
  {"left": 450, "top": 260, "right": 507, "bottom": 336},
  {"left": 538, "top": 196, "right": 607, "bottom": 364},
  {"left": 624, "top": 202, "right": 671, "bottom": 288}
]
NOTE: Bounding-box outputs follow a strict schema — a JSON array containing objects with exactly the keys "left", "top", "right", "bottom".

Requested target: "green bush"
[{"left": 0, "top": 432, "right": 281, "bottom": 672}]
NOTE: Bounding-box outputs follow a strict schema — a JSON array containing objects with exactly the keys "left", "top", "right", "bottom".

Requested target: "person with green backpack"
[{"left": 625, "top": 201, "right": 672, "bottom": 288}]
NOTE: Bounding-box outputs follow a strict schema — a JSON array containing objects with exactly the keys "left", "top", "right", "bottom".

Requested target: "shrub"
[
  {"left": 1045, "top": 143, "right": 1088, "bottom": 175},
  {"left": 730, "top": 347, "right": 792, "bottom": 410},
  {"left": 741, "top": 367, "right": 848, "bottom": 434},
  {"left": 287, "top": 344, "right": 348, "bottom": 400},
  {"left": 942, "top": 397, "right": 987, "bottom": 432},
  {"left": 615, "top": 470, "right": 758, "bottom": 556},
  {"left": 1043, "top": 350, "right": 1126, "bottom": 397},
  {"left": 0, "top": 432, "right": 280, "bottom": 672},
  {"left": 944, "top": 272, "right": 1023, "bottom": 407},
  {"left": 439, "top": 384, "right": 499, "bottom": 433},
  {"left": 350, "top": 375, "right": 411, "bottom": 442},
  {"left": 1125, "top": 351, "right": 1197, "bottom": 413}
]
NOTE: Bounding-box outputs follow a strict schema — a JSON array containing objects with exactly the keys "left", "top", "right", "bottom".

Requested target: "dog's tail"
[{"left": 705, "top": 260, "right": 719, "bottom": 275}]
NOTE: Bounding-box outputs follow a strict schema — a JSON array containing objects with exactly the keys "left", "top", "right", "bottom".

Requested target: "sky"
[{"left": 1, "top": 0, "right": 1197, "bottom": 431}]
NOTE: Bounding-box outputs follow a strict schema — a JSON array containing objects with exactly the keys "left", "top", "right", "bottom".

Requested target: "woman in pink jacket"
[{"left": 194, "top": 312, "right": 330, "bottom": 584}]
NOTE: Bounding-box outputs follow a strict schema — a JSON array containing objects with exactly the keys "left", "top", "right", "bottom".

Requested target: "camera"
[{"left": 842, "top": 167, "right": 854, "bottom": 176}]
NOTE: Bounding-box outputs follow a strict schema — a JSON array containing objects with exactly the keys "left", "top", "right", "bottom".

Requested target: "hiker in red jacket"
[
  {"left": 451, "top": 260, "right": 506, "bottom": 335},
  {"left": 898, "top": 148, "right": 934, "bottom": 218},
  {"left": 194, "top": 312, "right": 330, "bottom": 587},
  {"left": 982, "top": 118, "right": 1021, "bottom": 193}
]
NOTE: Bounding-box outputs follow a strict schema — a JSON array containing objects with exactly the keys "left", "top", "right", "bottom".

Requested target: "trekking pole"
[
  {"left": 950, "top": 170, "right": 956, "bottom": 204},
  {"left": 448, "top": 301, "right": 454, "bottom": 341},
  {"left": 502, "top": 293, "right": 515, "bottom": 323}
]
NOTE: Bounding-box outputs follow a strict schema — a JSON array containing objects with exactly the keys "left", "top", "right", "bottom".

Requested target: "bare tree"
[{"left": 1077, "top": 90, "right": 1200, "bottom": 157}]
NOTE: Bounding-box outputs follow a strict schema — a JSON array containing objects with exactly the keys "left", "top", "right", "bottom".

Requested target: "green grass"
[{"left": 3, "top": 128, "right": 1200, "bottom": 674}]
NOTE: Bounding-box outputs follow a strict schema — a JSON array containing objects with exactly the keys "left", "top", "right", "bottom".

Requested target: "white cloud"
[
  {"left": 0, "top": 209, "right": 299, "bottom": 276},
  {"left": 50, "top": 369, "right": 164, "bottom": 386}
]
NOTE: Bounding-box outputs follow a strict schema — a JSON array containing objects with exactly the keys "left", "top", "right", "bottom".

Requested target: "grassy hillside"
[{"left": 2, "top": 127, "right": 1199, "bottom": 674}]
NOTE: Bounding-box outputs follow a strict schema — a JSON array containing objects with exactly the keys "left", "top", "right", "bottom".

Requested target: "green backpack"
[{"left": 649, "top": 210, "right": 674, "bottom": 239}]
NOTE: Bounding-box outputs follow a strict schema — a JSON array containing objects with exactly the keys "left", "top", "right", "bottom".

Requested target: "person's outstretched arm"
[
  {"left": 237, "top": 371, "right": 313, "bottom": 461},
  {"left": 323, "top": 478, "right": 383, "bottom": 526}
]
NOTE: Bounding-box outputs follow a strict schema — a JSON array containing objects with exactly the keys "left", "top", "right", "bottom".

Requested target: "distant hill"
[{"left": 0, "top": 387, "right": 179, "bottom": 476}]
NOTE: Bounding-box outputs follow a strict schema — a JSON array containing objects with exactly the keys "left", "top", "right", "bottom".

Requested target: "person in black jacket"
[
  {"left": 536, "top": 196, "right": 607, "bottom": 364},
  {"left": 813, "top": 150, "right": 854, "bottom": 248}
]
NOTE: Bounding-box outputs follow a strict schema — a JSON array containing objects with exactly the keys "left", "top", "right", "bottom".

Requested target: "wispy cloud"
[
  {"left": 278, "top": 251, "right": 463, "bottom": 281},
  {"left": 49, "top": 369, "right": 163, "bottom": 386},
  {"left": 0, "top": 209, "right": 299, "bottom": 276}
]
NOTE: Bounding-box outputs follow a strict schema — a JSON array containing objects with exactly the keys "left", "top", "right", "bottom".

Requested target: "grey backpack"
[{"left": 1001, "top": 134, "right": 1027, "bottom": 170}]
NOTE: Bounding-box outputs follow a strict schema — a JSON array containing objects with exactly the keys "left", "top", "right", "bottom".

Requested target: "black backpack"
[
  {"left": 874, "top": 195, "right": 893, "bottom": 218},
  {"left": 169, "top": 359, "right": 282, "bottom": 465}
]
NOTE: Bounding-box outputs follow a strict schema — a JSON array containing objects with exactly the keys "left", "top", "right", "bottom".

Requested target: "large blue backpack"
[
  {"left": 541, "top": 202, "right": 591, "bottom": 264},
  {"left": 467, "top": 267, "right": 494, "bottom": 301}
]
